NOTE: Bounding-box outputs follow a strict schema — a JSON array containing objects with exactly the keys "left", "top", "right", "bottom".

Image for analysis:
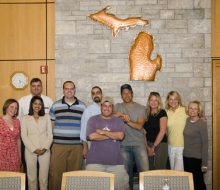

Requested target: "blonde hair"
[
  {"left": 186, "top": 100, "right": 204, "bottom": 118},
  {"left": 165, "top": 91, "right": 183, "bottom": 110},
  {"left": 146, "top": 92, "right": 163, "bottom": 117}
]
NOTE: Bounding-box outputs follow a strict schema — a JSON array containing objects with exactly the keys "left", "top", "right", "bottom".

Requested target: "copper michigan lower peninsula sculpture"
[{"left": 129, "top": 31, "right": 162, "bottom": 81}]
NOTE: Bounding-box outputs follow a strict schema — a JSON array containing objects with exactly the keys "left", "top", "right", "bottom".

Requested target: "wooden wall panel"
[
  {"left": 0, "top": 0, "right": 54, "bottom": 2},
  {"left": 212, "top": 0, "right": 220, "bottom": 188},
  {"left": 0, "top": 4, "right": 46, "bottom": 60},
  {"left": 47, "top": 4, "right": 55, "bottom": 59},
  {"left": 0, "top": 1, "right": 55, "bottom": 116},
  {"left": 212, "top": 60, "right": 220, "bottom": 190},
  {"left": 46, "top": 60, "right": 55, "bottom": 101},
  {"left": 0, "top": 61, "right": 55, "bottom": 115},
  {"left": 211, "top": 0, "right": 220, "bottom": 57}
]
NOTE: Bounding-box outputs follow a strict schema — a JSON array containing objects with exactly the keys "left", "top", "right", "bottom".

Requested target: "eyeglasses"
[
  {"left": 150, "top": 92, "right": 160, "bottom": 96},
  {"left": 189, "top": 107, "right": 198, "bottom": 111}
]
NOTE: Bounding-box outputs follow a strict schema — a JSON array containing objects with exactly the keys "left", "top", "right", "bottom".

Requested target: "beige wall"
[{"left": 55, "top": 0, "right": 212, "bottom": 189}]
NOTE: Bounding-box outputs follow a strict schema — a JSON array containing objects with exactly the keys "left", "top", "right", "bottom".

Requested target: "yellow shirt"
[{"left": 166, "top": 106, "right": 188, "bottom": 147}]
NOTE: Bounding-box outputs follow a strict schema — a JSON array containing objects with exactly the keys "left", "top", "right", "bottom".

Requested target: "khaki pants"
[
  {"left": 86, "top": 164, "right": 129, "bottom": 190},
  {"left": 147, "top": 142, "right": 168, "bottom": 170},
  {"left": 49, "top": 144, "right": 83, "bottom": 190},
  {"left": 25, "top": 148, "right": 50, "bottom": 190}
]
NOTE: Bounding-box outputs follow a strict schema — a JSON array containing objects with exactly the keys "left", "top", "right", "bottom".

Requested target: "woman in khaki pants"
[{"left": 21, "top": 96, "right": 53, "bottom": 190}]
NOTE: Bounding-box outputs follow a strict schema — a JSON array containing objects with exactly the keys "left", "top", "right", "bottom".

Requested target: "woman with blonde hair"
[
  {"left": 165, "top": 91, "right": 188, "bottom": 170},
  {"left": 183, "top": 101, "right": 208, "bottom": 190},
  {"left": 143, "top": 92, "right": 168, "bottom": 170}
]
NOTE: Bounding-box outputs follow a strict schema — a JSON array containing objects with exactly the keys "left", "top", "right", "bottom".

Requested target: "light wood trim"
[
  {"left": 47, "top": 3, "right": 55, "bottom": 59},
  {"left": 0, "top": 4, "right": 46, "bottom": 60},
  {"left": 46, "top": 60, "right": 55, "bottom": 101},
  {"left": 0, "top": 171, "right": 25, "bottom": 190},
  {"left": 139, "top": 170, "right": 194, "bottom": 190},
  {"left": 211, "top": 0, "right": 220, "bottom": 57},
  {"left": 0, "top": 0, "right": 54, "bottom": 2},
  {"left": 61, "top": 170, "right": 114, "bottom": 190},
  {"left": 212, "top": 60, "right": 220, "bottom": 190}
]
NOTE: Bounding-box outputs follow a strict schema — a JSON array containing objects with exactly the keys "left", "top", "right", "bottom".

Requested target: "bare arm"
[
  {"left": 127, "top": 116, "right": 146, "bottom": 131},
  {"left": 51, "top": 120, "right": 55, "bottom": 128},
  {"left": 143, "top": 129, "right": 154, "bottom": 156},
  {"left": 200, "top": 117, "right": 207, "bottom": 124},
  {"left": 143, "top": 129, "right": 148, "bottom": 147},
  {"left": 153, "top": 117, "right": 167, "bottom": 147},
  {"left": 96, "top": 129, "right": 124, "bottom": 140},
  {"left": 17, "top": 137, "right": 21, "bottom": 164},
  {"left": 88, "top": 132, "right": 109, "bottom": 141},
  {"left": 113, "top": 112, "right": 131, "bottom": 123},
  {"left": 82, "top": 140, "right": 88, "bottom": 158}
]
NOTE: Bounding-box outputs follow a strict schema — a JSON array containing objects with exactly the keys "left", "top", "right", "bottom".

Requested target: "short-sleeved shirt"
[
  {"left": 144, "top": 109, "right": 167, "bottom": 142},
  {"left": 114, "top": 102, "right": 147, "bottom": 146},
  {"left": 86, "top": 115, "right": 124, "bottom": 165},
  {"left": 18, "top": 94, "right": 53, "bottom": 121},
  {"left": 166, "top": 106, "right": 188, "bottom": 147},
  {"left": 49, "top": 96, "right": 86, "bottom": 145}
]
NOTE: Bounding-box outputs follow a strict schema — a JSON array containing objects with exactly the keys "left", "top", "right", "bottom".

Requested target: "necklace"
[{"left": 151, "top": 111, "right": 159, "bottom": 117}]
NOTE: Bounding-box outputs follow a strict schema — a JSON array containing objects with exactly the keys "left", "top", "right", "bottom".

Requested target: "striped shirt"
[{"left": 50, "top": 96, "right": 86, "bottom": 145}]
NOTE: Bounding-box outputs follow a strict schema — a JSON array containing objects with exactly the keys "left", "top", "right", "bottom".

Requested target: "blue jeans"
[{"left": 120, "top": 145, "right": 149, "bottom": 190}]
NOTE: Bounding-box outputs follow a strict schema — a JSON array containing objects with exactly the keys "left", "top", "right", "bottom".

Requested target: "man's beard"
[{"left": 94, "top": 97, "right": 101, "bottom": 103}]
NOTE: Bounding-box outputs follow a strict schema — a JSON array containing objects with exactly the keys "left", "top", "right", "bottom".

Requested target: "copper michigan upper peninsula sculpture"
[
  {"left": 88, "top": 6, "right": 149, "bottom": 37},
  {"left": 88, "top": 6, "right": 162, "bottom": 81}
]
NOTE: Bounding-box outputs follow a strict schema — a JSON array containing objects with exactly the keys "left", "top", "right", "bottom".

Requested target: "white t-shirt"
[{"left": 18, "top": 94, "right": 53, "bottom": 121}]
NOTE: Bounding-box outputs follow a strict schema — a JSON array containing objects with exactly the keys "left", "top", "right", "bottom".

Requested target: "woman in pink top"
[{"left": 0, "top": 99, "right": 21, "bottom": 172}]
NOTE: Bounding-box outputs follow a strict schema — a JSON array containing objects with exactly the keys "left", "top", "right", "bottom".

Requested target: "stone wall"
[{"left": 55, "top": 0, "right": 212, "bottom": 188}]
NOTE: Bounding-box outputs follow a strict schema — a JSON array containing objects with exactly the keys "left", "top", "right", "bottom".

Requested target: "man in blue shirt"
[
  {"left": 80, "top": 86, "right": 103, "bottom": 158},
  {"left": 49, "top": 81, "right": 86, "bottom": 190}
]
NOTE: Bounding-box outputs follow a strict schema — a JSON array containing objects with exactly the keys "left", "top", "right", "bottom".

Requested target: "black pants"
[{"left": 183, "top": 156, "right": 206, "bottom": 190}]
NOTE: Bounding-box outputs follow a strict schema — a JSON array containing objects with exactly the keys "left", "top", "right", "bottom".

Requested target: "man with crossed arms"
[{"left": 86, "top": 96, "right": 130, "bottom": 190}]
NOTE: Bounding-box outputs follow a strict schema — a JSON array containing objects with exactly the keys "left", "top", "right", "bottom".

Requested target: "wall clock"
[{"left": 10, "top": 71, "right": 28, "bottom": 90}]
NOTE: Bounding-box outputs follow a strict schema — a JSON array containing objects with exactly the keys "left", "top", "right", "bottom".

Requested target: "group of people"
[
  {"left": 0, "top": 78, "right": 54, "bottom": 190},
  {"left": 144, "top": 90, "right": 208, "bottom": 190},
  {"left": 0, "top": 79, "right": 208, "bottom": 190}
]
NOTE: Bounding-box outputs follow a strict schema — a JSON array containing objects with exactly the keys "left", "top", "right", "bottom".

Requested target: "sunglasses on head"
[{"left": 150, "top": 92, "right": 160, "bottom": 96}]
